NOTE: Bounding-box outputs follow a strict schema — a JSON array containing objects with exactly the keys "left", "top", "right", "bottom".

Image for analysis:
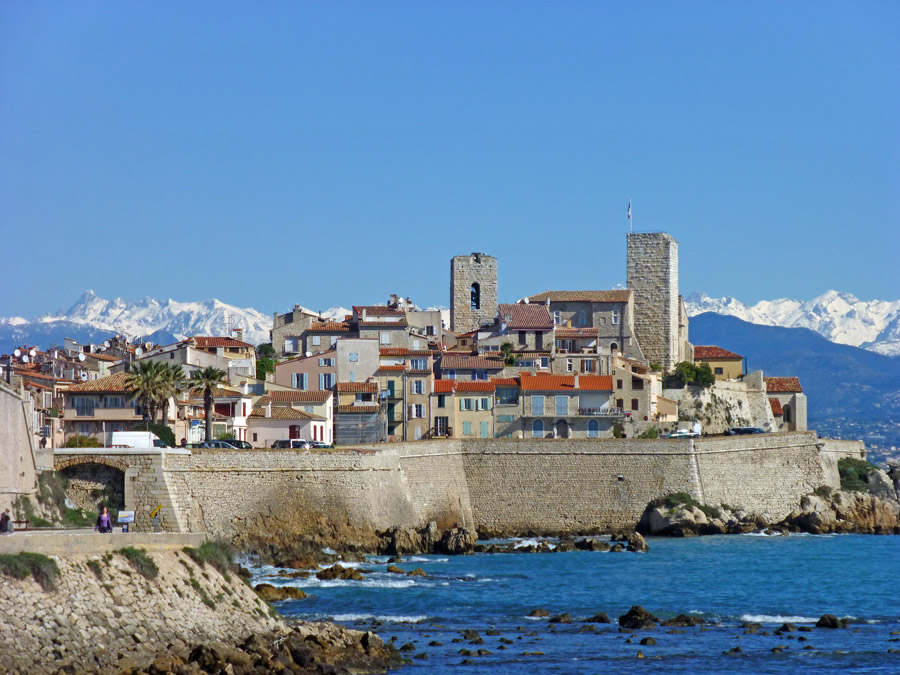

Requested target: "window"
[
  {"left": 414, "top": 426, "right": 423, "bottom": 440},
  {"left": 349, "top": 353, "right": 358, "bottom": 362},
  {"left": 74, "top": 397, "right": 95, "bottom": 417},
  {"left": 610, "top": 342, "right": 618, "bottom": 352},
  {"left": 631, "top": 398, "right": 639, "bottom": 411},
  {"left": 473, "top": 370, "right": 487, "bottom": 381},
  {"left": 617, "top": 379, "right": 623, "bottom": 389},
  {"left": 463, "top": 421, "right": 472, "bottom": 436},
  {"left": 349, "top": 372, "right": 355, "bottom": 382},
  {"left": 535, "top": 333, "right": 543, "bottom": 350},
  {"left": 305, "top": 405, "right": 313, "bottom": 413},
  {"left": 321, "top": 373, "right": 335, "bottom": 389},
  {"left": 460, "top": 398, "right": 474, "bottom": 411},
  {"left": 588, "top": 419, "right": 599, "bottom": 438},
  {"left": 480, "top": 421, "right": 490, "bottom": 438},
  {"left": 169, "top": 353, "right": 174, "bottom": 359},
  {"left": 411, "top": 380, "right": 425, "bottom": 395},
  {"left": 518, "top": 331, "right": 527, "bottom": 346},
  {"left": 583, "top": 360, "right": 594, "bottom": 373},
  {"left": 446, "top": 370, "right": 456, "bottom": 380},
  {"left": 553, "top": 310, "right": 561, "bottom": 325},
  {"left": 519, "top": 359, "right": 536, "bottom": 367},
  {"left": 410, "top": 404, "right": 424, "bottom": 419},
  {"left": 616, "top": 398, "right": 624, "bottom": 409},
  {"left": 253, "top": 433, "right": 258, "bottom": 442},
  {"left": 412, "top": 339, "right": 421, "bottom": 349},
  {"left": 380, "top": 332, "right": 391, "bottom": 345},
  {"left": 566, "top": 359, "right": 573, "bottom": 373},
  {"left": 532, "top": 419, "right": 544, "bottom": 438},
  {"left": 578, "top": 311, "right": 586, "bottom": 327},
  {"left": 497, "top": 388, "right": 518, "bottom": 404},
  {"left": 471, "top": 283, "right": 481, "bottom": 310},
  {"left": 714, "top": 367, "right": 723, "bottom": 375},
  {"left": 555, "top": 395, "right": 567, "bottom": 416},
  {"left": 497, "top": 414, "right": 515, "bottom": 423},
  {"left": 437, "top": 395, "right": 446, "bottom": 409},
  {"left": 426, "top": 326, "right": 435, "bottom": 336},
  {"left": 532, "top": 395, "right": 544, "bottom": 416},
  {"left": 104, "top": 396, "right": 124, "bottom": 408},
  {"left": 319, "top": 357, "right": 335, "bottom": 367},
  {"left": 612, "top": 310, "right": 620, "bottom": 325},
  {"left": 410, "top": 358, "right": 427, "bottom": 371},
  {"left": 476, "top": 398, "right": 491, "bottom": 411},
  {"left": 312, "top": 336, "right": 321, "bottom": 346},
  {"left": 783, "top": 404, "right": 793, "bottom": 424},
  {"left": 540, "top": 357, "right": 549, "bottom": 369}
]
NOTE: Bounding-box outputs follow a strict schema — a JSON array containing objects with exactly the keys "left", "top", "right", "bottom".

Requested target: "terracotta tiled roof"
[
  {"left": 455, "top": 381, "right": 495, "bottom": 392},
  {"left": 497, "top": 303, "right": 553, "bottom": 330},
  {"left": 378, "top": 364, "right": 406, "bottom": 371},
  {"left": 336, "top": 382, "right": 379, "bottom": 393},
  {"left": 265, "top": 390, "right": 332, "bottom": 403},
  {"left": 379, "top": 348, "right": 433, "bottom": 356},
  {"left": 694, "top": 345, "right": 743, "bottom": 360},
  {"left": 353, "top": 305, "right": 404, "bottom": 317},
  {"left": 308, "top": 322, "right": 351, "bottom": 332},
  {"left": 491, "top": 377, "right": 520, "bottom": 387},
  {"left": 439, "top": 353, "right": 505, "bottom": 371},
  {"left": 520, "top": 373, "right": 613, "bottom": 392},
  {"left": 359, "top": 318, "right": 408, "bottom": 328},
  {"left": 86, "top": 352, "right": 121, "bottom": 362},
  {"left": 765, "top": 377, "right": 803, "bottom": 393},
  {"left": 337, "top": 404, "right": 380, "bottom": 414},
  {"left": 192, "top": 336, "right": 253, "bottom": 349},
  {"left": 554, "top": 327, "right": 599, "bottom": 338},
  {"left": 433, "top": 380, "right": 456, "bottom": 393},
  {"left": 523, "top": 290, "right": 632, "bottom": 304},
  {"left": 249, "top": 406, "right": 323, "bottom": 420},
  {"left": 67, "top": 372, "right": 134, "bottom": 393},
  {"left": 769, "top": 398, "right": 784, "bottom": 415}
]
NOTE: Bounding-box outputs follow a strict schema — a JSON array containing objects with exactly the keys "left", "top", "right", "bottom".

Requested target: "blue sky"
[{"left": 1, "top": 2, "right": 897, "bottom": 318}]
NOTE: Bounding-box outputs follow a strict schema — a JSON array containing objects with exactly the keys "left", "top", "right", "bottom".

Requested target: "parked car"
[
  {"left": 726, "top": 427, "right": 767, "bottom": 435},
  {"left": 271, "top": 439, "right": 310, "bottom": 449},
  {"left": 204, "top": 440, "right": 239, "bottom": 449},
  {"left": 310, "top": 441, "right": 333, "bottom": 449},
  {"left": 666, "top": 429, "right": 699, "bottom": 438},
  {"left": 228, "top": 440, "right": 254, "bottom": 449}
]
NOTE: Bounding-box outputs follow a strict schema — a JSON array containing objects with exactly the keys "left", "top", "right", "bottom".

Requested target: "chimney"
[
  {"left": 240, "top": 381, "right": 249, "bottom": 394},
  {"left": 362, "top": 308, "right": 368, "bottom": 321},
  {"left": 265, "top": 401, "right": 272, "bottom": 418},
  {"left": 574, "top": 373, "right": 579, "bottom": 388},
  {"left": 233, "top": 328, "right": 243, "bottom": 342}
]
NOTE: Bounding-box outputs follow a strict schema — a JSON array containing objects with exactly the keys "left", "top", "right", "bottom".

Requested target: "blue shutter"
[
  {"left": 301, "top": 373, "right": 308, "bottom": 390},
  {"left": 319, "top": 374, "right": 324, "bottom": 390},
  {"left": 291, "top": 374, "right": 298, "bottom": 388},
  {"left": 463, "top": 421, "right": 471, "bottom": 436}
]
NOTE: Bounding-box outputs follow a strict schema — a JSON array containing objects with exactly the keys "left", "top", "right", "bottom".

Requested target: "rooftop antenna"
[{"left": 627, "top": 200, "right": 632, "bottom": 232}]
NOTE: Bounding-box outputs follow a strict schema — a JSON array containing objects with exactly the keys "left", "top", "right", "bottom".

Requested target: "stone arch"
[
  {"left": 555, "top": 419, "right": 570, "bottom": 439},
  {"left": 58, "top": 461, "right": 126, "bottom": 513},
  {"left": 54, "top": 454, "right": 129, "bottom": 473},
  {"left": 532, "top": 419, "right": 544, "bottom": 438}
]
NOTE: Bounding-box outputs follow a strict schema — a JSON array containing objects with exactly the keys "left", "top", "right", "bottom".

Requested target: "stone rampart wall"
[
  {"left": 0, "top": 382, "right": 37, "bottom": 513},
  {"left": 0, "top": 549, "right": 280, "bottom": 674}
]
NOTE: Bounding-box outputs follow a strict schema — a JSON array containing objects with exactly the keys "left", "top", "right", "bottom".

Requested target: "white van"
[{"left": 109, "top": 431, "right": 168, "bottom": 448}]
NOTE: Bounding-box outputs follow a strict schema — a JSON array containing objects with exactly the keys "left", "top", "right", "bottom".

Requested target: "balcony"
[{"left": 577, "top": 407, "right": 628, "bottom": 417}]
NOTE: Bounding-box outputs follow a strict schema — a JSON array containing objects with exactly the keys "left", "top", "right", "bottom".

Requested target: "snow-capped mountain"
[
  {"left": 2, "top": 290, "right": 272, "bottom": 351},
  {"left": 686, "top": 291, "right": 900, "bottom": 356}
]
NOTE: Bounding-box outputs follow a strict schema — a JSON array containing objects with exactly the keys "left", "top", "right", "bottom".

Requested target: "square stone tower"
[
  {"left": 626, "top": 232, "right": 680, "bottom": 371},
  {"left": 450, "top": 253, "right": 498, "bottom": 333}
]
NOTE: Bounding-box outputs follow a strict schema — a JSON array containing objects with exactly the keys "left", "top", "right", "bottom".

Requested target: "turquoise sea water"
[{"left": 248, "top": 534, "right": 900, "bottom": 673}]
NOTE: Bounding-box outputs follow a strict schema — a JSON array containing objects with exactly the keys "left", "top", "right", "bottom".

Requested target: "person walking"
[
  {"left": 0, "top": 508, "right": 11, "bottom": 534},
  {"left": 96, "top": 506, "right": 113, "bottom": 533}
]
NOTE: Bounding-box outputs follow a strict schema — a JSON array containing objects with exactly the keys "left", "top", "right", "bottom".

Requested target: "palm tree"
[
  {"left": 500, "top": 342, "right": 520, "bottom": 367},
  {"left": 125, "top": 360, "right": 165, "bottom": 423},
  {"left": 189, "top": 366, "right": 226, "bottom": 443},
  {"left": 158, "top": 363, "right": 184, "bottom": 426}
]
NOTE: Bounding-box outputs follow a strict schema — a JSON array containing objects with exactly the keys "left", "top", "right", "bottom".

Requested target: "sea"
[{"left": 245, "top": 534, "right": 900, "bottom": 673}]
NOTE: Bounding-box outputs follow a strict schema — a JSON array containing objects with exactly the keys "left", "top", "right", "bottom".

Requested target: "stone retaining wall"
[{"left": 0, "top": 548, "right": 281, "bottom": 674}]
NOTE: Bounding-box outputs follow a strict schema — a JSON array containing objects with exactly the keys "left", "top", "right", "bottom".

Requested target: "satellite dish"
[
  {"left": 144, "top": 342, "right": 152, "bottom": 350},
  {"left": 13, "top": 349, "right": 21, "bottom": 358},
  {"left": 21, "top": 355, "right": 29, "bottom": 363},
  {"left": 305, "top": 351, "right": 312, "bottom": 357},
  {"left": 78, "top": 353, "right": 86, "bottom": 362},
  {"left": 80, "top": 372, "right": 88, "bottom": 381},
  {"left": 29, "top": 349, "right": 36, "bottom": 357},
  {"left": 104, "top": 340, "right": 111, "bottom": 348},
  {"left": 135, "top": 347, "right": 144, "bottom": 356}
]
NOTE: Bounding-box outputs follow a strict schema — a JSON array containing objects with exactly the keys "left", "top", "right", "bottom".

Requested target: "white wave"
[
  {"left": 321, "top": 547, "right": 336, "bottom": 555},
  {"left": 405, "top": 556, "right": 449, "bottom": 563},
  {"left": 740, "top": 614, "right": 819, "bottom": 624},
  {"left": 332, "top": 613, "right": 428, "bottom": 623}
]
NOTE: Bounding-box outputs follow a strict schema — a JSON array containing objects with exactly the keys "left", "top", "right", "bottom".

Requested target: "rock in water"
[
  {"left": 816, "top": 614, "right": 849, "bottom": 629},
  {"left": 437, "top": 527, "right": 478, "bottom": 555},
  {"left": 253, "top": 583, "right": 308, "bottom": 602},
  {"left": 660, "top": 614, "right": 705, "bottom": 627},
  {"left": 618, "top": 606, "right": 659, "bottom": 629},
  {"left": 626, "top": 532, "right": 649, "bottom": 553},
  {"left": 316, "top": 564, "right": 364, "bottom": 581}
]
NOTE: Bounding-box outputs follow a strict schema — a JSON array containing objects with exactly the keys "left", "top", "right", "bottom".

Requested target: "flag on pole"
[{"left": 627, "top": 201, "right": 631, "bottom": 220}]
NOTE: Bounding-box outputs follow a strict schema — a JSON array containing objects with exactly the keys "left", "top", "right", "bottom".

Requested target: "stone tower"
[
  {"left": 626, "top": 232, "right": 680, "bottom": 371},
  {"left": 450, "top": 253, "right": 498, "bottom": 333}
]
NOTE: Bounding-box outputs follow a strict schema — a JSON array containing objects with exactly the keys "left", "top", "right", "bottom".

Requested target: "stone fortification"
[
  {"left": 0, "top": 382, "right": 37, "bottom": 513},
  {"left": 450, "top": 253, "right": 498, "bottom": 333},
  {"left": 626, "top": 232, "right": 680, "bottom": 370},
  {"left": 0, "top": 548, "right": 280, "bottom": 674}
]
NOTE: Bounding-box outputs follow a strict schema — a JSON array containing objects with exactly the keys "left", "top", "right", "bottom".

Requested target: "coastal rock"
[
  {"left": 253, "top": 584, "right": 308, "bottom": 602},
  {"left": 574, "top": 537, "right": 610, "bottom": 552},
  {"left": 618, "top": 606, "right": 659, "bottom": 630},
  {"left": 626, "top": 532, "right": 649, "bottom": 553},
  {"left": 548, "top": 613, "right": 571, "bottom": 624},
  {"left": 528, "top": 609, "right": 549, "bottom": 617},
  {"left": 783, "top": 491, "right": 900, "bottom": 534},
  {"left": 437, "top": 528, "right": 478, "bottom": 555},
  {"left": 660, "top": 614, "right": 705, "bottom": 627},
  {"left": 316, "top": 564, "right": 364, "bottom": 581},
  {"left": 584, "top": 613, "right": 611, "bottom": 624},
  {"left": 866, "top": 468, "right": 898, "bottom": 501},
  {"left": 816, "top": 614, "right": 849, "bottom": 629}
]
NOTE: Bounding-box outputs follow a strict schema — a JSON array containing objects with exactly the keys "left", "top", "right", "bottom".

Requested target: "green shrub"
[
  {"left": 838, "top": 457, "right": 879, "bottom": 493},
  {"left": 63, "top": 508, "right": 96, "bottom": 527},
  {"left": 37, "top": 472, "right": 68, "bottom": 518},
  {"left": 813, "top": 485, "right": 834, "bottom": 499},
  {"left": 647, "top": 492, "right": 721, "bottom": 519},
  {"left": 637, "top": 427, "right": 660, "bottom": 439},
  {"left": 64, "top": 435, "right": 102, "bottom": 448},
  {"left": 29, "top": 516, "right": 53, "bottom": 528},
  {"left": 117, "top": 547, "right": 159, "bottom": 580},
  {"left": 86, "top": 559, "right": 104, "bottom": 580},
  {"left": 0, "top": 552, "right": 60, "bottom": 591},
  {"left": 612, "top": 421, "right": 625, "bottom": 438},
  {"left": 183, "top": 541, "right": 235, "bottom": 576},
  {"left": 147, "top": 423, "right": 176, "bottom": 447}
]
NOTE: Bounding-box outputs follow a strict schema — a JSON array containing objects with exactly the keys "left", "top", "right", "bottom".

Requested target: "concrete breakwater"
[{"left": 113, "top": 432, "right": 864, "bottom": 543}]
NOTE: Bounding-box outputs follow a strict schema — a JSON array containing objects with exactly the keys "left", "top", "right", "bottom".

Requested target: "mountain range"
[{"left": 685, "top": 290, "right": 900, "bottom": 356}]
